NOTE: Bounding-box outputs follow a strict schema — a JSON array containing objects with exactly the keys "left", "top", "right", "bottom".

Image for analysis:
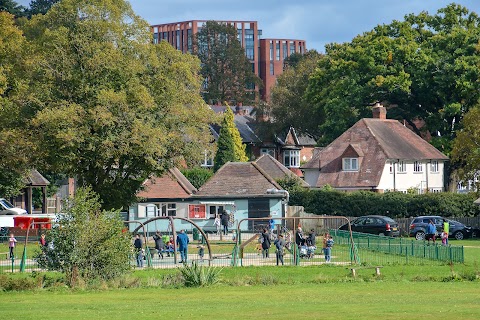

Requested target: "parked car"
[
  {"left": 409, "top": 216, "right": 472, "bottom": 240},
  {"left": 339, "top": 215, "right": 400, "bottom": 237},
  {"left": 0, "top": 198, "right": 27, "bottom": 215}
]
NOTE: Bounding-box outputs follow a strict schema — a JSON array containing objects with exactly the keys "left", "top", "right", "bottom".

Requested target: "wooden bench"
[
  {"left": 0, "top": 252, "right": 9, "bottom": 259},
  {"left": 350, "top": 266, "right": 383, "bottom": 277}
]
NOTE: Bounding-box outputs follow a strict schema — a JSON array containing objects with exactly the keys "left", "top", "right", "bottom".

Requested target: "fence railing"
[{"left": 330, "top": 229, "right": 464, "bottom": 264}]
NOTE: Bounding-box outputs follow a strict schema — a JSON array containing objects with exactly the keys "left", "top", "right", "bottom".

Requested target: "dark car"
[
  {"left": 409, "top": 216, "right": 472, "bottom": 240},
  {"left": 339, "top": 215, "right": 400, "bottom": 237}
]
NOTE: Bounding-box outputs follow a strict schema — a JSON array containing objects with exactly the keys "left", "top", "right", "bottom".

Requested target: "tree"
[
  {"left": 307, "top": 4, "right": 480, "bottom": 148},
  {"left": 270, "top": 50, "right": 322, "bottom": 136},
  {"left": 451, "top": 107, "right": 480, "bottom": 192},
  {"left": 0, "top": 12, "right": 32, "bottom": 196},
  {"left": 0, "top": 0, "right": 26, "bottom": 17},
  {"left": 35, "top": 187, "right": 131, "bottom": 286},
  {"left": 21, "top": 0, "right": 213, "bottom": 209},
  {"left": 27, "top": 0, "right": 59, "bottom": 16},
  {"left": 213, "top": 115, "right": 236, "bottom": 172},
  {"left": 194, "top": 21, "right": 261, "bottom": 105}
]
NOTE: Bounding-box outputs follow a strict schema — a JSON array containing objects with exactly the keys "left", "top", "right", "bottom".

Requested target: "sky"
[{"left": 17, "top": 0, "right": 480, "bottom": 52}]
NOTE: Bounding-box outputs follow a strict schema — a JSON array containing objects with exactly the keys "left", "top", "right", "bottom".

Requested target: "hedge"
[{"left": 290, "top": 189, "right": 480, "bottom": 218}]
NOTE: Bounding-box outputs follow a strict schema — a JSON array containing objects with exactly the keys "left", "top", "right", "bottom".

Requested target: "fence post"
[{"left": 405, "top": 246, "right": 408, "bottom": 264}]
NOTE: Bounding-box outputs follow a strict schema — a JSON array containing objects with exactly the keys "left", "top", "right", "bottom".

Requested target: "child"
[
  {"left": 197, "top": 245, "right": 205, "bottom": 262},
  {"left": 441, "top": 231, "right": 448, "bottom": 246},
  {"left": 325, "top": 235, "right": 334, "bottom": 262},
  {"left": 8, "top": 233, "right": 17, "bottom": 259}
]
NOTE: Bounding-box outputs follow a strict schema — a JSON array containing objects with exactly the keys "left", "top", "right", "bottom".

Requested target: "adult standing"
[
  {"left": 274, "top": 234, "right": 286, "bottom": 266},
  {"left": 426, "top": 220, "right": 437, "bottom": 244},
  {"left": 221, "top": 210, "right": 229, "bottom": 235},
  {"left": 214, "top": 214, "right": 221, "bottom": 235},
  {"left": 307, "top": 229, "right": 316, "bottom": 246},
  {"left": 268, "top": 216, "right": 275, "bottom": 234},
  {"left": 325, "top": 235, "right": 334, "bottom": 262},
  {"left": 443, "top": 219, "right": 450, "bottom": 245},
  {"left": 176, "top": 229, "right": 190, "bottom": 263},
  {"left": 153, "top": 231, "right": 165, "bottom": 259},
  {"left": 261, "top": 228, "right": 271, "bottom": 258},
  {"left": 133, "top": 234, "right": 143, "bottom": 268},
  {"left": 295, "top": 226, "right": 305, "bottom": 247}
]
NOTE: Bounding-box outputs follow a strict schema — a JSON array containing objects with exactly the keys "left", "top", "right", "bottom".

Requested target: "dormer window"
[
  {"left": 343, "top": 158, "right": 358, "bottom": 171},
  {"left": 284, "top": 150, "right": 300, "bottom": 168}
]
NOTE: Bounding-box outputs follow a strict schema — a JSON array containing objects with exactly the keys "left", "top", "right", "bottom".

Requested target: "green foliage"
[
  {"left": 276, "top": 174, "right": 305, "bottom": 193},
  {"left": 213, "top": 107, "right": 248, "bottom": 171},
  {"left": 26, "top": 0, "right": 59, "bottom": 17},
  {"left": 0, "top": 0, "right": 26, "bottom": 17},
  {"left": 271, "top": 50, "right": 323, "bottom": 135},
  {"left": 290, "top": 189, "right": 480, "bottom": 217},
  {"left": 306, "top": 4, "right": 480, "bottom": 149},
  {"left": 34, "top": 187, "right": 132, "bottom": 286},
  {"left": 180, "top": 167, "right": 213, "bottom": 189},
  {"left": 194, "top": 21, "right": 261, "bottom": 105},
  {"left": 179, "top": 261, "right": 222, "bottom": 287},
  {"left": 452, "top": 107, "right": 480, "bottom": 192},
  {"left": 16, "top": 0, "right": 213, "bottom": 209}
]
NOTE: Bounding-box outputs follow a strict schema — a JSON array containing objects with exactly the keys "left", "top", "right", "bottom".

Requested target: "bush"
[
  {"left": 179, "top": 262, "right": 222, "bottom": 287},
  {"left": 34, "top": 187, "right": 132, "bottom": 286},
  {"left": 290, "top": 189, "right": 480, "bottom": 217}
]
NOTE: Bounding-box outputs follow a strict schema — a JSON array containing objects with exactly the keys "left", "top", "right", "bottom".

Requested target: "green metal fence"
[{"left": 330, "top": 229, "right": 464, "bottom": 265}]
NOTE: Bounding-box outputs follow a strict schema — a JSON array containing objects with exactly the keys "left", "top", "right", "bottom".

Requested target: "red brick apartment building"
[
  {"left": 150, "top": 20, "right": 306, "bottom": 102},
  {"left": 259, "top": 39, "right": 306, "bottom": 101}
]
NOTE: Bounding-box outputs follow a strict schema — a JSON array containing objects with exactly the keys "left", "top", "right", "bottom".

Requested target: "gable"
[{"left": 137, "top": 168, "right": 196, "bottom": 200}]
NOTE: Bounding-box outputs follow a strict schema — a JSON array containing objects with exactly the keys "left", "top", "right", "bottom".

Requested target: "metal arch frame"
[
  {"left": 235, "top": 216, "right": 357, "bottom": 265},
  {"left": 130, "top": 216, "right": 213, "bottom": 265}
]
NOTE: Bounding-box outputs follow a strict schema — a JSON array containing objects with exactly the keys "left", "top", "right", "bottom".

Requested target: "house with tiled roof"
[
  {"left": 208, "top": 106, "right": 317, "bottom": 177},
  {"left": 127, "top": 168, "right": 197, "bottom": 232},
  {"left": 127, "top": 163, "right": 287, "bottom": 232},
  {"left": 301, "top": 103, "right": 449, "bottom": 193},
  {"left": 191, "top": 161, "right": 287, "bottom": 230}
]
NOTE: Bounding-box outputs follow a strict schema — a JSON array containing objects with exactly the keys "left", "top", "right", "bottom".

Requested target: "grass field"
[{"left": 0, "top": 239, "right": 478, "bottom": 320}]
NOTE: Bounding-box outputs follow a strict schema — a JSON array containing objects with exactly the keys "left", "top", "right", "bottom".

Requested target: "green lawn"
[
  {"left": 0, "top": 282, "right": 479, "bottom": 319},
  {"left": 0, "top": 238, "right": 478, "bottom": 320}
]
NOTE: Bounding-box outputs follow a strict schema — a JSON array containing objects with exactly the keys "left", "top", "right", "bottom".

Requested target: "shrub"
[{"left": 179, "top": 262, "right": 222, "bottom": 287}]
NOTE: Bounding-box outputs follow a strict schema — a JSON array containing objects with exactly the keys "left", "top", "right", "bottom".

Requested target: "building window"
[
  {"left": 187, "top": 29, "right": 192, "bottom": 53},
  {"left": 290, "top": 41, "right": 295, "bottom": 55},
  {"left": 343, "top": 158, "right": 358, "bottom": 171},
  {"left": 208, "top": 205, "right": 224, "bottom": 219},
  {"left": 201, "top": 150, "right": 213, "bottom": 168},
  {"left": 284, "top": 150, "right": 300, "bottom": 168},
  {"left": 414, "top": 161, "right": 423, "bottom": 173},
  {"left": 270, "top": 61, "right": 274, "bottom": 75},
  {"left": 389, "top": 162, "right": 393, "bottom": 173},
  {"left": 237, "top": 29, "right": 242, "bottom": 45},
  {"left": 175, "top": 30, "right": 180, "bottom": 49},
  {"left": 161, "top": 203, "right": 176, "bottom": 217},
  {"left": 397, "top": 161, "right": 406, "bottom": 173},
  {"left": 146, "top": 204, "right": 157, "bottom": 217},
  {"left": 431, "top": 161, "right": 439, "bottom": 173},
  {"left": 269, "top": 41, "right": 274, "bottom": 61},
  {"left": 245, "top": 29, "right": 254, "bottom": 60},
  {"left": 283, "top": 41, "right": 288, "bottom": 60},
  {"left": 261, "top": 148, "right": 275, "bottom": 157},
  {"left": 276, "top": 41, "right": 280, "bottom": 60}
]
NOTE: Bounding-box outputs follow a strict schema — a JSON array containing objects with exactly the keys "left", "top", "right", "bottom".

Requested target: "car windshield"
[{"left": 0, "top": 199, "right": 14, "bottom": 209}]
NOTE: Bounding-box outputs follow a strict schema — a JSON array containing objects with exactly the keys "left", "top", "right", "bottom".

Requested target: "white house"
[{"left": 301, "top": 104, "right": 449, "bottom": 193}]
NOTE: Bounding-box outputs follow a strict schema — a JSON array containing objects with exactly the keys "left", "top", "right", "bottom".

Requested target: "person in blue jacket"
[
  {"left": 176, "top": 229, "right": 190, "bottom": 263},
  {"left": 426, "top": 220, "right": 437, "bottom": 244}
]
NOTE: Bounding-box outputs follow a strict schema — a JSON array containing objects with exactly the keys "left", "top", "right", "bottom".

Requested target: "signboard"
[{"left": 188, "top": 204, "right": 206, "bottom": 219}]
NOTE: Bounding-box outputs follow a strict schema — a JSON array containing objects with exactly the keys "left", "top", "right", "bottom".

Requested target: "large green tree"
[
  {"left": 0, "top": 12, "right": 32, "bottom": 196},
  {"left": 213, "top": 107, "right": 248, "bottom": 171},
  {"left": 307, "top": 4, "right": 480, "bottom": 149},
  {"left": 194, "top": 21, "right": 261, "bottom": 105},
  {"left": 270, "top": 50, "right": 322, "bottom": 136},
  {"left": 19, "top": 0, "right": 213, "bottom": 209},
  {"left": 27, "top": 0, "right": 59, "bottom": 16}
]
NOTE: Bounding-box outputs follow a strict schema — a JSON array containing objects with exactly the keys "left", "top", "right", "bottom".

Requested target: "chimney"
[{"left": 372, "top": 102, "right": 386, "bottom": 119}]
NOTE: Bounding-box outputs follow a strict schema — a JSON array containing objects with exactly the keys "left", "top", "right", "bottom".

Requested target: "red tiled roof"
[
  {"left": 137, "top": 168, "right": 196, "bottom": 199},
  {"left": 195, "top": 162, "right": 282, "bottom": 197},
  {"left": 301, "top": 118, "right": 448, "bottom": 188}
]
